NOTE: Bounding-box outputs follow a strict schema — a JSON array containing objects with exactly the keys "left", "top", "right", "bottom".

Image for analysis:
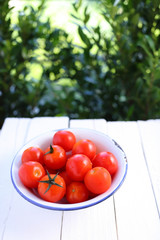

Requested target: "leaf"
[
  {"left": 110, "top": 5, "right": 118, "bottom": 19},
  {"left": 137, "top": 40, "right": 153, "bottom": 59},
  {"left": 127, "top": 105, "right": 135, "bottom": 119},
  {"left": 70, "top": 13, "right": 81, "bottom": 21},
  {"left": 72, "top": 0, "right": 82, "bottom": 12},
  {"left": 78, "top": 26, "right": 91, "bottom": 47},
  {"left": 154, "top": 68, "right": 160, "bottom": 81},
  {"left": 38, "top": 0, "right": 46, "bottom": 11},
  {"left": 72, "top": 2, "right": 78, "bottom": 12},
  {"left": 131, "top": 13, "right": 139, "bottom": 25},
  {"left": 77, "top": 0, "right": 82, "bottom": 9},
  {"left": 84, "top": 6, "right": 90, "bottom": 24},
  {"left": 144, "top": 35, "right": 155, "bottom": 53}
]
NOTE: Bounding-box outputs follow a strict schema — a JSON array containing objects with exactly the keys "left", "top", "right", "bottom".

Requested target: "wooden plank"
[
  {"left": 1, "top": 117, "right": 69, "bottom": 240},
  {"left": 61, "top": 119, "right": 117, "bottom": 240},
  {"left": 0, "top": 118, "right": 31, "bottom": 240},
  {"left": 138, "top": 120, "right": 160, "bottom": 215},
  {"left": 2, "top": 118, "right": 160, "bottom": 240},
  {"left": 107, "top": 121, "right": 160, "bottom": 240}
]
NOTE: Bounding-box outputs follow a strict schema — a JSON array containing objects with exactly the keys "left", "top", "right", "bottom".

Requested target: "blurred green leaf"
[
  {"left": 144, "top": 35, "right": 156, "bottom": 53},
  {"left": 0, "top": 0, "right": 160, "bottom": 128},
  {"left": 137, "top": 40, "right": 153, "bottom": 58},
  {"left": 78, "top": 26, "right": 91, "bottom": 47},
  {"left": 84, "top": 6, "right": 90, "bottom": 24}
]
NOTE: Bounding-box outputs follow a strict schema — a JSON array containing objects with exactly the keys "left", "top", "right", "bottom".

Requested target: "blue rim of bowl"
[{"left": 10, "top": 128, "right": 128, "bottom": 211}]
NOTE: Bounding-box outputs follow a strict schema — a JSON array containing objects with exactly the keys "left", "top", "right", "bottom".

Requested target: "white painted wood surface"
[{"left": 0, "top": 117, "right": 160, "bottom": 240}]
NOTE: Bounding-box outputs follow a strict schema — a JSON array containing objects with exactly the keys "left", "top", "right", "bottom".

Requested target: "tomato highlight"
[{"left": 18, "top": 161, "right": 45, "bottom": 188}]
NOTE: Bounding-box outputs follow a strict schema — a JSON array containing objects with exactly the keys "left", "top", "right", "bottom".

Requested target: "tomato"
[
  {"left": 72, "top": 139, "right": 96, "bottom": 160},
  {"left": 66, "top": 182, "right": 89, "bottom": 204},
  {"left": 21, "top": 146, "right": 44, "bottom": 164},
  {"left": 44, "top": 145, "right": 67, "bottom": 170},
  {"left": 18, "top": 161, "right": 45, "bottom": 188},
  {"left": 84, "top": 167, "right": 111, "bottom": 194},
  {"left": 92, "top": 151, "right": 118, "bottom": 175},
  {"left": 66, "top": 154, "right": 92, "bottom": 181},
  {"left": 53, "top": 130, "right": 76, "bottom": 152},
  {"left": 38, "top": 172, "right": 66, "bottom": 203},
  {"left": 59, "top": 170, "right": 72, "bottom": 186}
]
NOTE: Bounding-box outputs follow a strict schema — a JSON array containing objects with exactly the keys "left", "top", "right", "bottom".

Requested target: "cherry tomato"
[
  {"left": 53, "top": 130, "right": 76, "bottom": 152},
  {"left": 21, "top": 146, "right": 44, "bottom": 164},
  {"left": 72, "top": 139, "right": 96, "bottom": 160},
  {"left": 18, "top": 161, "right": 45, "bottom": 188},
  {"left": 84, "top": 167, "right": 111, "bottom": 194},
  {"left": 38, "top": 172, "right": 66, "bottom": 203},
  {"left": 44, "top": 145, "right": 67, "bottom": 170},
  {"left": 66, "top": 154, "right": 92, "bottom": 181},
  {"left": 59, "top": 170, "right": 72, "bottom": 186},
  {"left": 66, "top": 182, "right": 89, "bottom": 204},
  {"left": 92, "top": 151, "right": 118, "bottom": 175}
]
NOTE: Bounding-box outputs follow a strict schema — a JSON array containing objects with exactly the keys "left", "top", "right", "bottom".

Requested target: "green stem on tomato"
[
  {"left": 44, "top": 144, "right": 54, "bottom": 155},
  {"left": 39, "top": 170, "right": 63, "bottom": 194}
]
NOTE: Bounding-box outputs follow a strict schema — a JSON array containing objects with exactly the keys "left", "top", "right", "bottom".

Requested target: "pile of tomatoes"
[{"left": 18, "top": 130, "right": 118, "bottom": 204}]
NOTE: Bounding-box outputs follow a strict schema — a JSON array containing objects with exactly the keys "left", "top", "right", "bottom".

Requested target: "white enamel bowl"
[{"left": 11, "top": 128, "right": 128, "bottom": 211}]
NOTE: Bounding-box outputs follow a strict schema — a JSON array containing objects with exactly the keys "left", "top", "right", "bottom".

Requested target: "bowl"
[{"left": 10, "top": 128, "right": 128, "bottom": 211}]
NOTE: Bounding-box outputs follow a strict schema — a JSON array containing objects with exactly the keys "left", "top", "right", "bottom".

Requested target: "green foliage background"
[{"left": 0, "top": 0, "right": 160, "bottom": 127}]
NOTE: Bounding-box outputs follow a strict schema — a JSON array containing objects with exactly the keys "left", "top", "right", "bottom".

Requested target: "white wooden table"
[{"left": 0, "top": 117, "right": 160, "bottom": 240}]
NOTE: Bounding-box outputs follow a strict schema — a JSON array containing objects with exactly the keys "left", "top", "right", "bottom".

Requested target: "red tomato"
[
  {"left": 84, "top": 167, "right": 111, "bottom": 194},
  {"left": 44, "top": 145, "right": 67, "bottom": 170},
  {"left": 66, "top": 154, "right": 92, "bottom": 181},
  {"left": 66, "top": 182, "right": 89, "bottom": 204},
  {"left": 59, "top": 170, "right": 72, "bottom": 186},
  {"left": 38, "top": 173, "right": 66, "bottom": 203},
  {"left": 21, "top": 146, "right": 44, "bottom": 164},
  {"left": 53, "top": 130, "right": 76, "bottom": 152},
  {"left": 18, "top": 161, "right": 45, "bottom": 188},
  {"left": 93, "top": 151, "right": 118, "bottom": 175},
  {"left": 72, "top": 139, "right": 96, "bottom": 160}
]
